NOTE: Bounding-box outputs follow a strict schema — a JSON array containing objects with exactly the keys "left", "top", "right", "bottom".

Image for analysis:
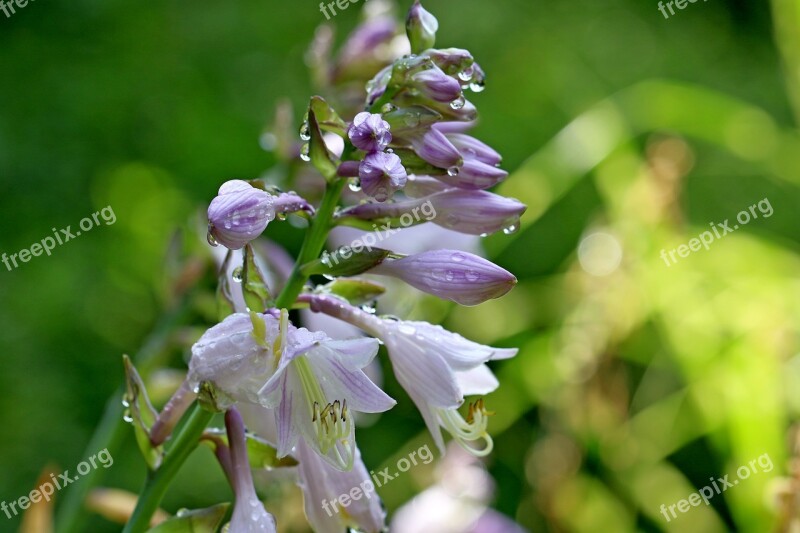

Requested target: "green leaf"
[
  {"left": 310, "top": 95, "right": 348, "bottom": 135},
  {"left": 307, "top": 101, "right": 339, "bottom": 181},
  {"left": 242, "top": 244, "right": 272, "bottom": 312},
  {"left": 301, "top": 247, "right": 391, "bottom": 278},
  {"left": 145, "top": 503, "right": 230, "bottom": 533},
  {"left": 200, "top": 429, "right": 298, "bottom": 469},
  {"left": 123, "top": 356, "right": 164, "bottom": 470},
  {"left": 325, "top": 278, "right": 387, "bottom": 305}
]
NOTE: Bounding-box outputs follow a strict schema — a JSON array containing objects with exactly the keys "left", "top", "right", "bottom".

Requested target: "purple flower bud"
[
  {"left": 404, "top": 175, "right": 451, "bottom": 198},
  {"left": 424, "top": 47, "right": 474, "bottom": 75},
  {"left": 410, "top": 128, "right": 463, "bottom": 169},
  {"left": 411, "top": 66, "right": 462, "bottom": 103},
  {"left": 369, "top": 249, "right": 517, "bottom": 306},
  {"left": 446, "top": 133, "right": 502, "bottom": 165},
  {"left": 348, "top": 112, "right": 392, "bottom": 152},
  {"left": 435, "top": 158, "right": 508, "bottom": 190},
  {"left": 406, "top": 0, "right": 439, "bottom": 53},
  {"left": 208, "top": 180, "right": 276, "bottom": 250},
  {"left": 359, "top": 151, "right": 408, "bottom": 202},
  {"left": 335, "top": 18, "right": 398, "bottom": 81},
  {"left": 426, "top": 189, "right": 525, "bottom": 235},
  {"left": 366, "top": 65, "right": 392, "bottom": 107}
]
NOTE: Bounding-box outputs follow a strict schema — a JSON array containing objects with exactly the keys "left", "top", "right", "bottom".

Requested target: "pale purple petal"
[
  {"left": 410, "top": 128, "right": 462, "bottom": 169},
  {"left": 348, "top": 112, "right": 392, "bottom": 152},
  {"left": 456, "top": 365, "right": 499, "bottom": 396},
  {"left": 208, "top": 180, "right": 276, "bottom": 249},
  {"left": 359, "top": 151, "right": 408, "bottom": 202}
]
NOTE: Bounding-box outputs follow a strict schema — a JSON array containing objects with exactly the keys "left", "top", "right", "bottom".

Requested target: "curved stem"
[{"left": 122, "top": 404, "right": 215, "bottom": 533}]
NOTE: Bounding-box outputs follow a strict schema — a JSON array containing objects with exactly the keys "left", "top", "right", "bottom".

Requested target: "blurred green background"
[{"left": 1, "top": 0, "right": 799, "bottom": 531}]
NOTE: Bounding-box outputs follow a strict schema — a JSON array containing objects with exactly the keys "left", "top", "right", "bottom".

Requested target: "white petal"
[
  {"left": 309, "top": 347, "right": 396, "bottom": 413},
  {"left": 387, "top": 332, "right": 462, "bottom": 408},
  {"left": 324, "top": 337, "right": 381, "bottom": 370},
  {"left": 455, "top": 365, "right": 499, "bottom": 396},
  {"left": 409, "top": 321, "right": 495, "bottom": 371}
]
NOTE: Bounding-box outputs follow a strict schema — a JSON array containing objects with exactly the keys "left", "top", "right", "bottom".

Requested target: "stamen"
[{"left": 438, "top": 399, "right": 495, "bottom": 457}]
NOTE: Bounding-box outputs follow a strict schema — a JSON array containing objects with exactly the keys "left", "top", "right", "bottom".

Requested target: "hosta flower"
[
  {"left": 296, "top": 441, "right": 386, "bottom": 533},
  {"left": 207, "top": 180, "right": 276, "bottom": 249},
  {"left": 225, "top": 408, "right": 277, "bottom": 533},
  {"left": 435, "top": 157, "right": 508, "bottom": 189},
  {"left": 304, "top": 294, "right": 517, "bottom": 455},
  {"left": 368, "top": 249, "right": 517, "bottom": 306},
  {"left": 358, "top": 151, "right": 408, "bottom": 202},
  {"left": 348, "top": 112, "right": 392, "bottom": 152},
  {"left": 445, "top": 133, "right": 501, "bottom": 165},
  {"left": 409, "top": 128, "right": 463, "bottom": 169},
  {"left": 188, "top": 311, "right": 396, "bottom": 470}
]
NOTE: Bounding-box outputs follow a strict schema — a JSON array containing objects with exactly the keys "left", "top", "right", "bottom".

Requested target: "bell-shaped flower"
[
  {"left": 207, "top": 180, "right": 276, "bottom": 250},
  {"left": 410, "top": 66, "right": 463, "bottom": 103},
  {"left": 225, "top": 408, "right": 278, "bottom": 533},
  {"left": 358, "top": 151, "right": 408, "bottom": 202},
  {"left": 304, "top": 294, "right": 517, "bottom": 456},
  {"left": 188, "top": 311, "right": 396, "bottom": 470},
  {"left": 296, "top": 440, "right": 386, "bottom": 533},
  {"left": 348, "top": 112, "right": 392, "bottom": 152},
  {"left": 367, "top": 249, "right": 517, "bottom": 305}
]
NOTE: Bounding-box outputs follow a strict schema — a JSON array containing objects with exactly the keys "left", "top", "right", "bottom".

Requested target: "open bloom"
[
  {"left": 305, "top": 294, "right": 517, "bottom": 455},
  {"left": 224, "top": 408, "right": 277, "bottom": 533},
  {"left": 348, "top": 112, "right": 392, "bottom": 152},
  {"left": 358, "top": 151, "right": 408, "bottom": 202},
  {"left": 296, "top": 441, "right": 386, "bottom": 533},
  {"left": 368, "top": 249, "right": 517, "bottom": 306},
  {"left": 188, "top": 311, "right": 395, "bottom": 470},
  {"left": 207, "top": 180, "right": 276, "bottom": 249}
]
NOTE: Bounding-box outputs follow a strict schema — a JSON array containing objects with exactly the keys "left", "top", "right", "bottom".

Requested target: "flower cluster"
[{"left": 130, "top": 3, "right": 526, "bottom": 532}]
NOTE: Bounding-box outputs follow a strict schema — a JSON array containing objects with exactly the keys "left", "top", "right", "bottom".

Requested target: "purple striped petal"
[
  {"left": 426, "top": 189, "right": 526, "bottom": 235},
  {"left": 359, "top": 151, "right": 408, "bottom": 202},
  {"left": 445, "top": 133, "right": 502, "bottom": 165},
  {"left": 208, "top": 180, "right": 276, "bottom": 250},
  {"left": 410, "top": 128, "right": 463, "bottom": 169},
  {"left": 348, "top": 112, "right": 392, "bottom": 152},
  {"left": 435, "top": 159, "right": 508, "bottom": 190}
]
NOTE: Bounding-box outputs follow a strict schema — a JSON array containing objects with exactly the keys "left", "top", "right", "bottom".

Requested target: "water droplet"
[
  {"left": 232, "top": 267, "right": 244, "bottom": 282},
  {"left": 445, "top": 270, "right": 455, "bottom": 281},
  {"left": 360, "top": 304, "right": 376, "bottom": 315},
  {"left": 503, "top": 223, "right": 519, "bottom": 235},
  {"left": 381, "top": 103, "right": 397, "bottom": 114},
  {"left": 300, "top": 143, "right": 311, "bottom": 162},
  {"left": 207, "top": 228, "right": 219, "bottom": 247},
  {"left": 121, "top": 398, "right": 130, "bottom": 408},
  {"left": 470, "top": 81, "right": 485, "bottom": 93},
  {"left": 479, "top": 232, "right": 489, "bottom": 238},
  {"left": 404, "top": 113, "right": 420, "bottom": 127},
  {"left": 123, "top": 411, "right": 133, "bottom": 423},
  {"left": 450, "top": 95, "right": 466, "bottom": 110},
  {"left": 458, "top": 66, "right": 475, "bottom": 82},
  {"left": 176, "top": 508, "right": 190, "bottom": 517},
  {"left": 322, "top": 274, "right": 335, "bottom": 281},
  {"left": 466, "top": 270, "right": 480, "bottom": 282},
  {"left": 451, "top": 253, "right": 465, "bottom": 262},
  {"left": 447, "top": 166, "right": 460, "bottom": 177},
  {"left": 299, "top": 122, "right": 311, "bottom": 141},
  {"left": 276, "top": 212, "right": 287, "bottom": 221},
  {"left": 348, "top": 178, "right": 362, "bottom": 192}
]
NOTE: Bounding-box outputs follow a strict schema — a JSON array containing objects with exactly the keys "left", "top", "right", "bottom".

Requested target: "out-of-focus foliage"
[{"left": 0, "top": 0, "right": 798, "bottom": 531}]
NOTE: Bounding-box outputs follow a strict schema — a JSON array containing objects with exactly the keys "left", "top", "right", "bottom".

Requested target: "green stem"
[
  {"left": 122, "top": 404, "right": 215, "bottom": 533},
  {"left": 275, "top": 178, "right": 347, "bottom": 308}
]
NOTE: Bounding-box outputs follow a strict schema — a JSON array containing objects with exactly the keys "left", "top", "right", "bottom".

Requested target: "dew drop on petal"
[
  {"left": 465, "top": 270, "right": 480, "bottom": 282},
  {"left": 381, "top": 103, "right": 397, "bottom": 114},
  {"left": 470, "top": 81, "right": 486, "bottom": 93},
  {"left": 502, "top": 224, "right": 518, "bottom": 235},
  {"left": 447, "top": 166, "right": 460, "bottom": 177},
  {"left": 451, "top": 252, "right": 465, "bottom": 262},
  {"left": 348, "top": 178, "right": 362, "bottom": 192},
  {"left": 232, "top": 267, "right": 244, "bottom": 282},
  {"left": 398, "top": 324, "right": 416, "bottom": 335},
  {"left": 458, "top": 66, "right": 475, "bottom": 82}
]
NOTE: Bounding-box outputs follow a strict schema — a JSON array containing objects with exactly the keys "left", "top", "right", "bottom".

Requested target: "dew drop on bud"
[
  {"left": 348, "top": 178, "right": 362, "bottom": 192},
  {"left": 232, "top": 266, "right": 244, "bottom": 282},
  {"left": 450, "top": 95, "right": 466, "bottom": 110},
  {"left": 404, "top": 113, "right": 420, "bottom": 127},
  {"left": 503, "top": 223, "right": 519, "bottom": 235},
  {"left": 458, "top": 66, "right": 475, "bottom": 82},
  {"left": 300, "top": 143, "right": 311, "bottom": 162},
  {"left": 122, "top": 410, "right": 133, "bottom": 423},
  {"left": 381, "top": 103, "right": 397, "bottom": 114},
  {"left": 207, "top": 228, "right": 219, "bottom": 247},
  {"left": 479, "top": 232, "right": 489, "bottom": 238},
  {"left": 470, "top": 81, "right": 486, "bottom": 93},
  {"left": 447, "top": 166, "right": 460, "bottom": 177},
  {"left": 299, "top": 122, "right": 311, "bottom": 141}
]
